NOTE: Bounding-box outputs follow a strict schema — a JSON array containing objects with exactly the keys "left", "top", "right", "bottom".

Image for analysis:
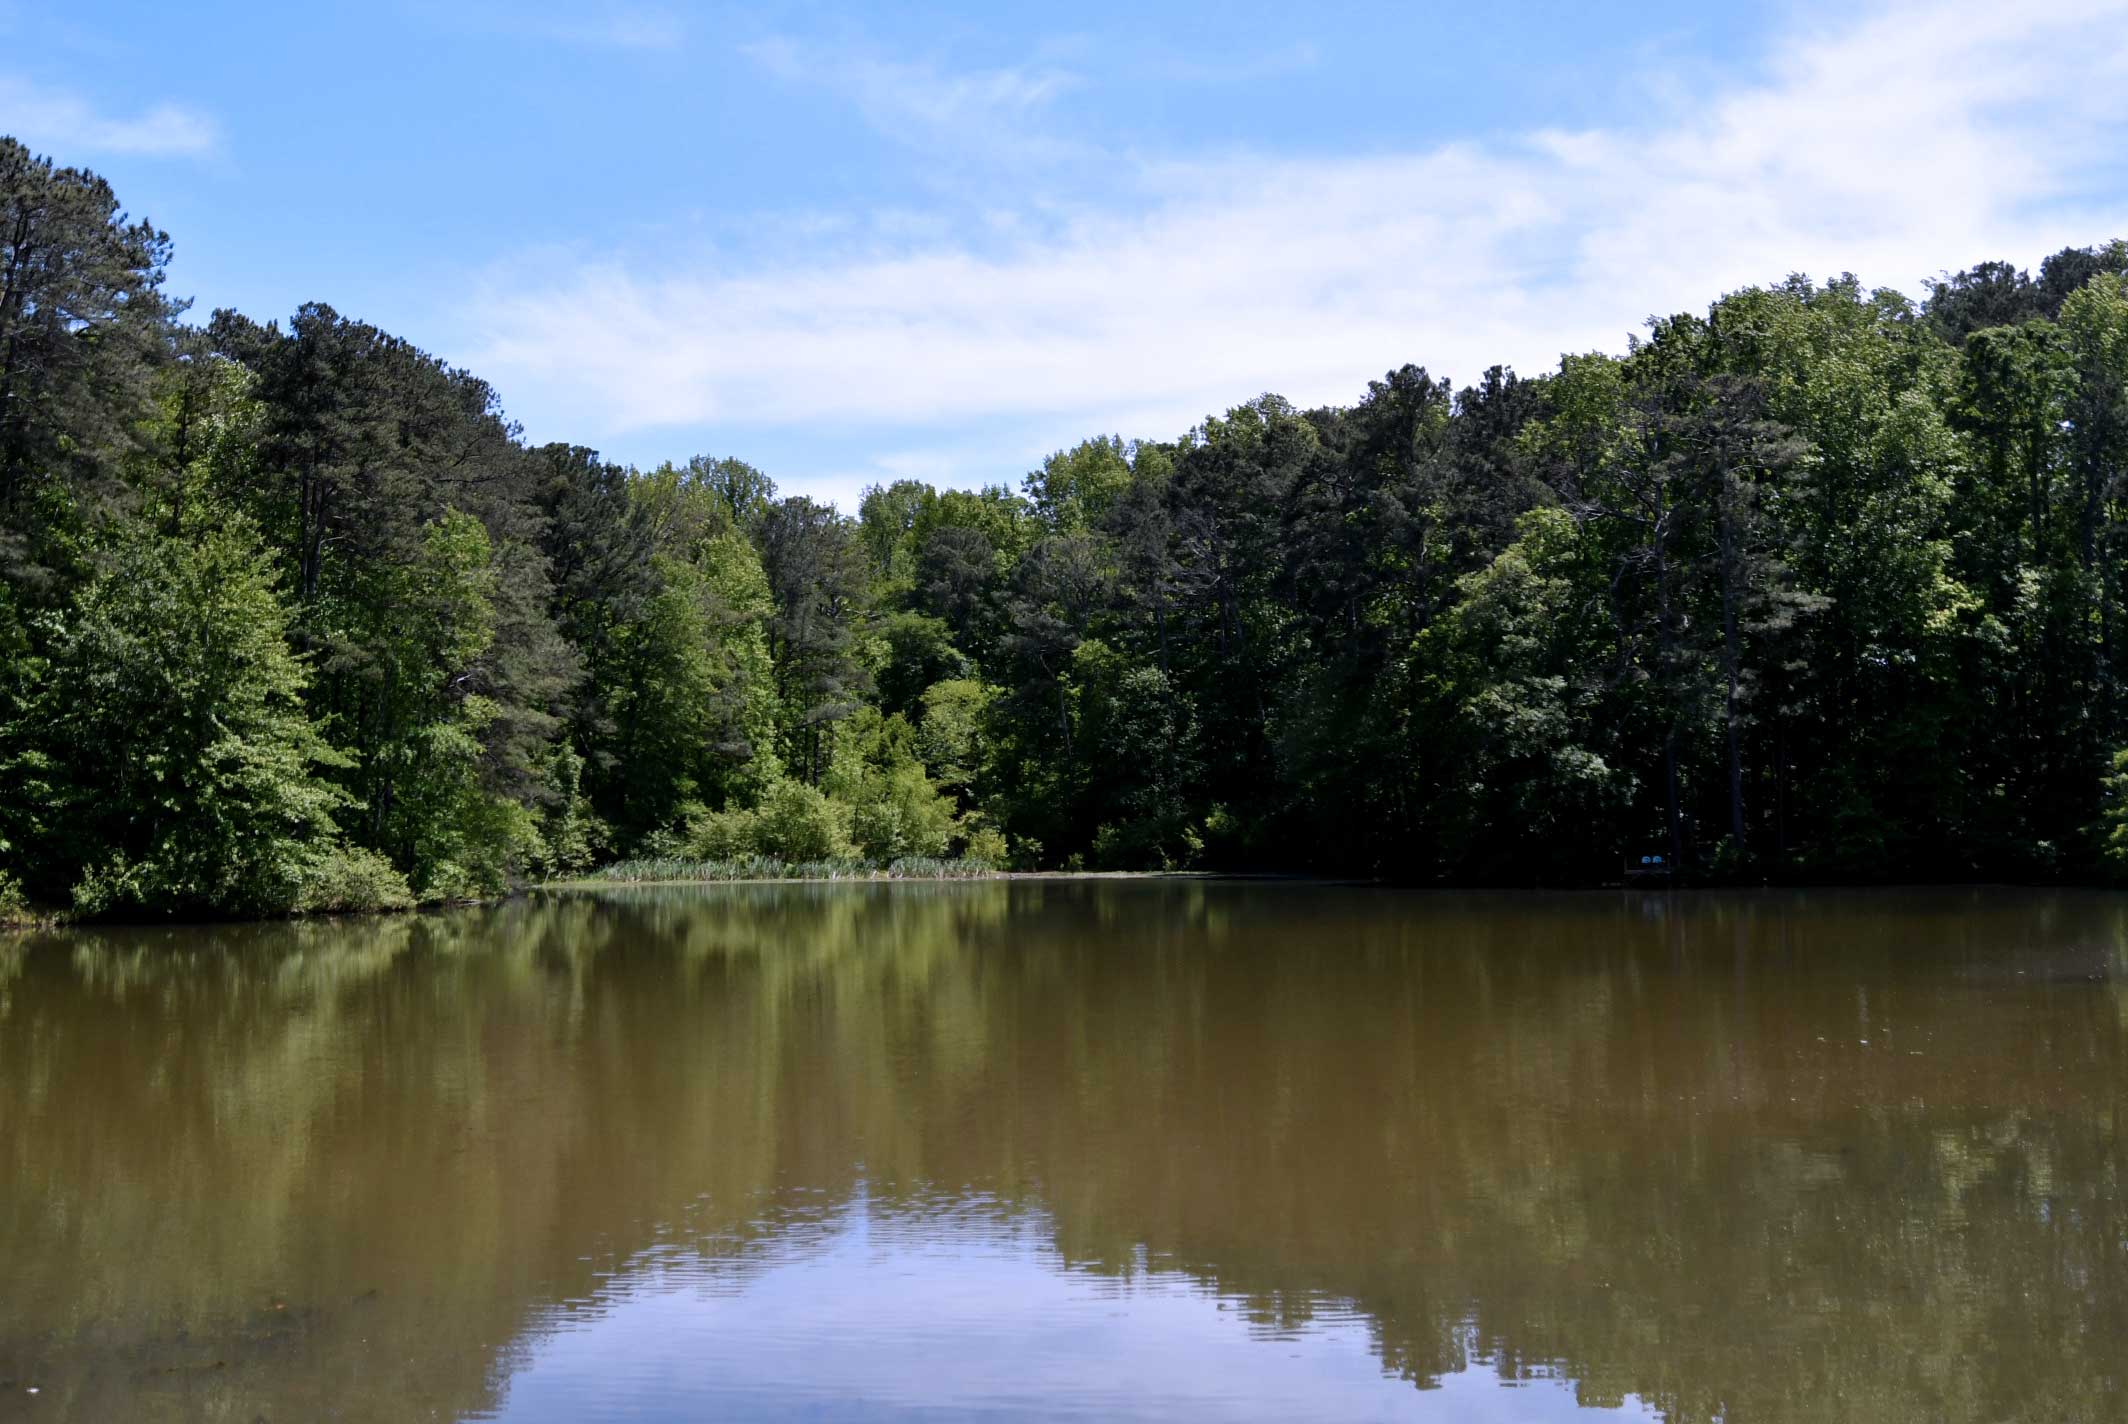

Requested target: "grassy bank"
[
  {"left": 0, "top": 858, "right": 1011, "bottom": 931},
  {"left": 587, "top": 855, "right": 999, "bottom": 884}
]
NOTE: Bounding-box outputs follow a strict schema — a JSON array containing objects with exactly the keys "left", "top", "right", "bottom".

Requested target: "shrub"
[
  {"left": 638, "top": 822, "right": 690, "bottom": 858},
  {"left": 682, "top": 803, "right": 763, "bottom": 859},
  {"left": 532, "top": 743, "right": 611, "bottom": 878},
  {"left": 1091, "top": 813, "right": 1203, "bottom": 871},
  {"left": 0, "top": 869, "right": 31, "bottom": 924},
  {"left": 406, "top": 778, "right": 542, "bottom": 900},
  {"left": 297, "top": 847, "right": 415, "bottom": 913},
  {"left": 419, "top": 861, "right": 487, "bottom": 905},
  {"left": 849, "top": 765, "right": 957, "bottom": 860},
  {"left": 754, "top": 780, "right": 854, "bottom": 861},
  {"left": 958, "top": 819, "right": 1009, "bottom": 867}
]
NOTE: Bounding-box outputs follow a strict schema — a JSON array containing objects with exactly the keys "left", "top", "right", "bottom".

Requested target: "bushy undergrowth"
[
  {"left": 296, "top": 847, "right": 416, "bottom": 913},
  {"left": 591, "top": 855, "right": 996, "bottom": 884},
  {"left": 0, "top": 870, "right": 33, "bottom": 925}
]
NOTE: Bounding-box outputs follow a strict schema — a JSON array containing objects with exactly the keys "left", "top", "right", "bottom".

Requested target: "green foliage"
[
  {"left": 604, "top": 537, "right": 780, "bottom": 835},
  {"left": 40, "top": 518, "right": 347, "bottom": 917},
  {"left": 1026, "top": 436, "right": 1133, "bottom": 531},
  {"left": 1070, "top": 641, "right": 1198, "bottom": 869},
  {"left": 296, "top": 846, "right": 415, "bottom": 913},
  {"left": 592, "top": 854, "right": 994, "bottom": 883},
  {"left": 529, "top": 742, "right": 610, "bottom": 878},
  {"left": 847, "top": 765, "right": 958, "bottom": 860},
  {"left": 16, "top": 138, "right": 2128, "bottom": 902},
  {"left": 874, "top": 612, "right": 971, "bottom": 720},
  {"left": 957, "top": 819, "right": 1010, "bottom": 867},
  {"left": 1412, "top": 507, "right": 1631, "bottom": 876},
  {"left": 340, "top": 510, "right": 545, "bottom": 899},
  {"left": 677, "top": 801, "right": 763, "bottom": 860},
  {"left": 0, "top": 584, "right": 50, "bottom": 891},
  {"left": 857, "top": 479, "right": 935, "bottom": 594},
  {"left": 0, "top": 137, "right": 178, "bottom": 590},
  {"left": 916, "top": 678, "right": 996, "bottom": 802},
  {"left": 822, "top": 707, "right": 959, "bottom": 860},
  {"left": 0, "top": 868, "right": 30, "bottom": 924},
  {"left": 2102, "top": 750, "right": 2128, "bottom": 874},
  {"left": 884, "top": 856, "right": 996, "bottom": 878},
  {"left": 758, "top": 496, "right": 872, "bottom": 783},
  {"left": 752, "top": 778, "right": 856, "bottom": 861}
]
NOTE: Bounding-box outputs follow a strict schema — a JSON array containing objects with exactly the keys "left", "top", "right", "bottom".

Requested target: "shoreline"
[{"left": 11, "top": 872, "right": 2128, "bottom": 934}]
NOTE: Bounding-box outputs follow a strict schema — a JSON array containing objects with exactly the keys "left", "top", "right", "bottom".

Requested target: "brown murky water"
[{"left": 1, "top": 881, "right": 2123, "bottom": 1421}]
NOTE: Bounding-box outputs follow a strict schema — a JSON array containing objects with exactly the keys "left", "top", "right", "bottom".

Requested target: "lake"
[{"left": 0, "top": 880, "right": 2123, "bottom": 1421}]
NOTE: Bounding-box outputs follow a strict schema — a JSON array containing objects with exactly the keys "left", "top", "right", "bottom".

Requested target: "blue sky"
[{"left": 5, "top": 0, "right": 2127, "bottom": 508}]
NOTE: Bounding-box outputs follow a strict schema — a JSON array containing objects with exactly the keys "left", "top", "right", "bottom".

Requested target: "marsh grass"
[{"left": 590, "top": 855, "right": 997, "bottom": 884}]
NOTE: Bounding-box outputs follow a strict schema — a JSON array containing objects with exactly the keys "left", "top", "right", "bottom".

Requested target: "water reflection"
[
  {"left": 0, "top": 883, "right": 2123, "bottom": 1421},
  {"left": 481, "top": 1195, "right": 1655, "bottom": 1424}
]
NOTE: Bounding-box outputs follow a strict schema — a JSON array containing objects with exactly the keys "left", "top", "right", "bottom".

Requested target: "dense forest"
[{"left": 4, "top": 133, "right": 2128, "bottom": 916}]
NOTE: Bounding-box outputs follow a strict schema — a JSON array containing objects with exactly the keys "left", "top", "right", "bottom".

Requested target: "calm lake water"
[{"left": 1, "top": 881, "right": 2124, "bottom": 1422}]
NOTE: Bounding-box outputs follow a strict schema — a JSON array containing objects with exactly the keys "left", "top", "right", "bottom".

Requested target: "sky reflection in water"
[
  {"left": 0, "top": 881, "right": 2122, "bottom": 1421},
  {"left": 483, "top": 1194, "right": 1642, "bottom": 1422}
]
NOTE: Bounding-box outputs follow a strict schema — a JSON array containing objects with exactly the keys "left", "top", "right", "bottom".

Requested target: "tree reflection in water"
[{"left": 0, "top": 883, "right": 2122, "bottom": 1421}]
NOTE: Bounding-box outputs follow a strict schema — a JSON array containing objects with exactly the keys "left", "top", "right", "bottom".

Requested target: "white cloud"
[
  {"left": 742, "top": 37, "right": 1082, "bottom": 160},
  {"left": 463, "top": 0, "right": 2128, "bottom": 504},
  {"left": 1138, "top": 41, "right": 1322, "bottom": 86},
  {"left": 532, "top": 7, "right": 684, "bottom": 50},
  {"left": 436, "top": 1, "right": 685, "bottom": 51},
  {"left": 0, "top": 75, "right": 219, "bottom": 158}
]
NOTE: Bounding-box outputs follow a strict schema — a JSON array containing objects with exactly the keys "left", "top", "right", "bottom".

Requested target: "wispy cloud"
[
  {"left": 1139, "top": 41, "right": 1321, "bottom": 86},
  {"left": 743, "top": 37, "right": 1082, "bottom": 159},
  {"left": 0, "top": 75, "right": 219, "bottom": 158},
  {"left": 440, "top": 3, "right": 686, "bottom": 52},
  {"left": 531, "top": 7, "right": 684, "bottom": 50},
  {"left": 465, "top": 0, "right": 2128, "bottom": 504}
]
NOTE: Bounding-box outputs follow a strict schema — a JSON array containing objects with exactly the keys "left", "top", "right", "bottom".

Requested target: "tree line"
[{"left": 4, "top": 133, "right": 2128, "bottom": 915}]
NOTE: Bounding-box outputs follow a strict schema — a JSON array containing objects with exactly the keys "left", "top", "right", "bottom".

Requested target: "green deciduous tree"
[{"left": 36, "top": 518, "right": 348, "bottom": 915}]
